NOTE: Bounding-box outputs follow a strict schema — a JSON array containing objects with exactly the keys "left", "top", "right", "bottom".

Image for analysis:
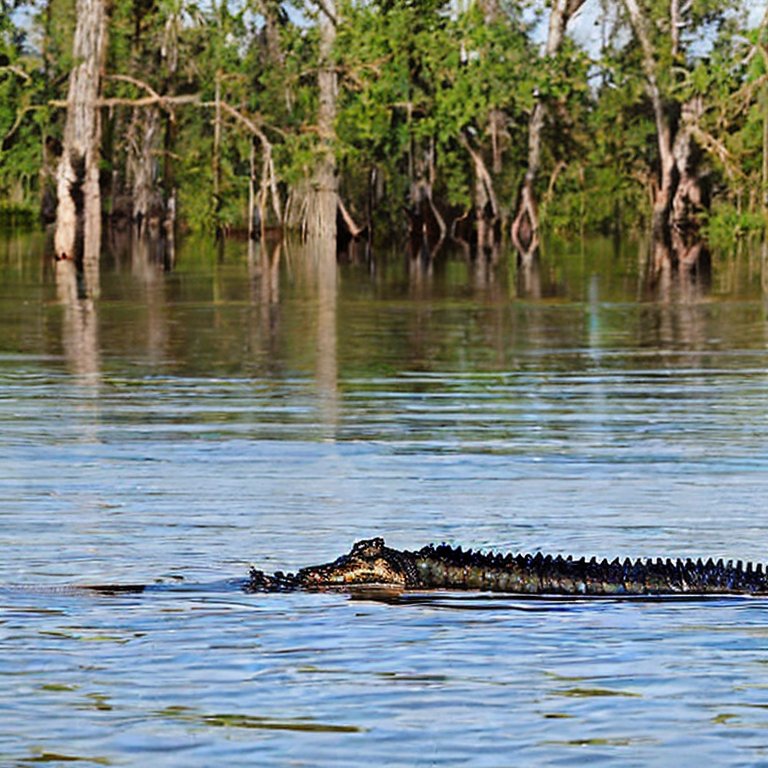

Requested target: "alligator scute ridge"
[{"left": 247, "top": 537, "right": 768, "bottom": 596}]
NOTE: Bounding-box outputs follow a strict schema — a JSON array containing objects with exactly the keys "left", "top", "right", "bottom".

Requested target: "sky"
[{"left": 8, "top": 0, "right": 768, "bottom": 59}]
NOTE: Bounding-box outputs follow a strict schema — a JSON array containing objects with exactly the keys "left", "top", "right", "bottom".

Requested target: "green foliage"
[
  {"left": 0, "top": 8, "right": 48, "bottom": 209},
  {"left": 702, "top": 203, "right": 766, "bottom": 249},
  {"left": 0, "top": 201, "right": 37, "bottom": 228},
  {"left": 2, "top": 0, "right": 768, "bottom": 245},
  {"left": 335, "top": 0, "right": 535, "bottom": 220}
]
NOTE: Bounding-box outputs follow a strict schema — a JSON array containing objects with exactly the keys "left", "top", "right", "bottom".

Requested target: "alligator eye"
[{"left": 351, "top": 537, "right": 385, "bottom": 556}]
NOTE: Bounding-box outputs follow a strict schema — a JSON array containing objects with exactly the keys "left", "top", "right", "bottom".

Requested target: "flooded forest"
[{"left": 1, "top": 0, "right": 768, "bottom": 291}]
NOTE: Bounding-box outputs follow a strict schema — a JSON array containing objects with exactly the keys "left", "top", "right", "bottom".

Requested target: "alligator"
[
  {"left": 247, "top": 537, "right": 768, "bottom": 596},
  {"left": 5, "top": 537, "right": 768, "bottom": 598}
]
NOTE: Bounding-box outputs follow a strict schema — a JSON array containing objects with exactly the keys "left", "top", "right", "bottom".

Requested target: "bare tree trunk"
[
  {"left": 462, "top": 0, "right": 503, "bottom": 256},
  {"left": 407, "top": 138, "right": 446, "bottom": 259},
  {"left": 623, "top": 0, "right": 676, "bottom": 238},
  {"left": 248, "top": 139, "right": 257, "bottom": 242},
  {"left": 623, "top": 0, "right": 678, "bottom": 272},
  {"left": 763, "top": 86, "right": 768, "bottom": 212},
  {"left": 460, "top": 132, "right": 499, "bottom": 258},
  {"left": 126, "top": 107, "right": 161, "bottom": 232},
  {"left": 305, "top": 0, "right": 338, "bottom": 243},
  {"left": 623, "top": 0, "right": 709, "bottom": 276},
  {"left": 258, "top": 0, "right": 286, "bottom": 69},
  {"left": 212, "top": 70, "right": 223, "bottom": 237},
  {"left": 510, "top": 0, "right": 585, "bottom": 265},
  {"left": 759, "top": 9, "right": 768, "bottom": 212},
  {"left": 477, "top": 0, "right": 505, "bottom": 253},
  {"left": 482, "top": 0, "right": 505, "bottom": 176},
  {"left": 54, "top": 0, "right": 107, "bottom": 298},
  {"left": 160, "top": 10, "right": 180, "bottom": 268},
  {"left": 671, "top": 97, "right": 705, "bottom": 230}
]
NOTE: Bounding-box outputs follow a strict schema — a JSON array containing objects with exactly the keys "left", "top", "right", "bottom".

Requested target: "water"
[{"left": 3, "top": 232, "right": 768, "bottom": 765}]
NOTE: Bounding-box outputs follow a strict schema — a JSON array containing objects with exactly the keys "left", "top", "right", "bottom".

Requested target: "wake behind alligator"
[{"left": 247, "top": 537, "right": 768, "bottom": 597}]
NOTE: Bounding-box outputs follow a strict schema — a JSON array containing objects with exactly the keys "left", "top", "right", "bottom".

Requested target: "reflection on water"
[
  {"left": 130, "top": 228, "right": 170, "bottom": 367},
  {"left": 312, "top": 237, "right": 339, "bottom": 434},
  {"left": 4, "top": 232, "right": 768, "bottom": 765}
]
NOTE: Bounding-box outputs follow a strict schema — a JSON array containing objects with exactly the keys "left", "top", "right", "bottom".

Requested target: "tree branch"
[
  {"left": 107, "top": 73, "right": 162, "bottom": 100},
  {"left": 689, "top": 125, "right": 745, "bottom": 180},
  {"left": 0, "top": 64, "right": 31, "bottom": 81},
  {"left": 314, "top": 0, "right": 337, "bottom": 26},
  {"left": 2, "top": 104, "right": 39, "bottom": 147},
  {"left": 50, "top": 94, "right": 199, "bottom": 110},
  {"left": 338, "top": 196, "right": 363, "bottom": 238}
]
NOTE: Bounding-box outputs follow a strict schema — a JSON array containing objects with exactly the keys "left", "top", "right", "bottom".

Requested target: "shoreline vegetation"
[{"left": 2, "top": 0, "right": 768, "bottom": 296}]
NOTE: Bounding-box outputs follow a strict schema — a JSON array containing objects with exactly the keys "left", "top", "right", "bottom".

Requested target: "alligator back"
[{"left": 413, "top": 544, "right": 768, "bottom": 595}]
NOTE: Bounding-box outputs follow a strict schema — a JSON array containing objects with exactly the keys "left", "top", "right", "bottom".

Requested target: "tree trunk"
[
  {"left": 763, "top": 85, "right": 768, "bottom": 212},
  {"left": 212, "top": 70, "right": 224, "bottom": 237},
  {"left": 671, "top": 98, "right": 705, "bottom": 230},
  {"left": 622, "top": 0, "right": 676, "bottom": 254},
  {"left": 407, "top": 137, "right": 446, "bottom": 259},
  {"left": 478, "top": 0, "right": 504, "bottom": 254},
  {"left": 248, "top": 139, "right": 257, "bottom": 242},
  {"left": 460, "top": 132, "right": 499, "bottom": 259},
  {"left": 126, "top": 107, "right": 160, "bottom": 232},
  {"left": 54, "top": 0, "right": 107, "bottom": 298},
  {"left": 257, "top": 0, "right": 286, "bottom": 70},
  {"left": 623, "top": 0, "right": 708, "bottom": 276},
  {"left": 510, "top": 0, "right": 585, "bottom": 265},
  {"left": 625, "top": 0, "right": 676, "bottom": 244},
  {"left": 162, "top": 115, "right": 177, "bottom": 269},
  {"left": 305, "top": 0, "right": 338, "bottom": 243}
]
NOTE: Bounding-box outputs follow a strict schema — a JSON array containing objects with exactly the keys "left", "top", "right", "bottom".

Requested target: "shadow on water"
[{"left": 346, "top": 588, "right": 765, "bottom": 611}]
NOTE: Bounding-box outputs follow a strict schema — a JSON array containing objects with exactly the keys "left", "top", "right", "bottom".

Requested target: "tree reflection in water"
[
  {"left": 56, "top": 259, "right": 100, "bottom": 385},
  {"left": 309, "top": 237, "right": 338, "bottom": 438}
]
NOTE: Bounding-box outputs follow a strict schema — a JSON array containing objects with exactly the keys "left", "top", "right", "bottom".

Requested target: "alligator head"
[{"left": 248, "top": 537, "right": 419, "bottom": 591}]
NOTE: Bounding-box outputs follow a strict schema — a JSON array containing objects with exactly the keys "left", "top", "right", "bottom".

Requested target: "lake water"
[{"left": 3, "top": 231, "right": 768, "bottom": 766}]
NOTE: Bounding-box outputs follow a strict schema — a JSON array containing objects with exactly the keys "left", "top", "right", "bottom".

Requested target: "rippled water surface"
[{"left": 4, "top": 232, "right": 768, "bottom": 765}]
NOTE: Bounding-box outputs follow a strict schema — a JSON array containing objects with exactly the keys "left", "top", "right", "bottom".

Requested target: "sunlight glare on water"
[{"left": 3, "top": 232, "right": 768, "bottom": 765}]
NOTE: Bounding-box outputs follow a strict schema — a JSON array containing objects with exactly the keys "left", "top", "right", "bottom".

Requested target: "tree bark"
[
  {"left": 54, "top": 0, "right": 107, "bottom": 298},
  {"left": 407, "top": 137, "right": 446, "bottom": 258},
  {"left": 460, "top": 132, "right": 499, "bottom": 258},
  {"left": 305, "top": 0, "right": 338, "bottom": 243},
  {"left": 213, "top": 70, "right": 223, "bottom": 237},
  {"left": 126, "top": 107, "right": 160, "bottom": 232},
  {"left": 623, "top": 0, "right": 707, "bottom": 275},
  {"left": 510, "top": 0, "right": 585, "bottom": 265},
  {"left": 760, "top": 10, "right": 768, "bottom": 211},
  {"left": 671, "top": 98, "right": 704, "bottom": 229},
  {"left": 622, "top": 0, "right": 675, "bottom": 244}
]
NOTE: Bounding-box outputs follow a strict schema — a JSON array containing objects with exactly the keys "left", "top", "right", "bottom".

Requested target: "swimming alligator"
[
  {"left": 6, "top": 537, "right": 768, "bottom": 598},
  {"left": 247, "top": 537, "right": 768, "bottom": 596}
]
